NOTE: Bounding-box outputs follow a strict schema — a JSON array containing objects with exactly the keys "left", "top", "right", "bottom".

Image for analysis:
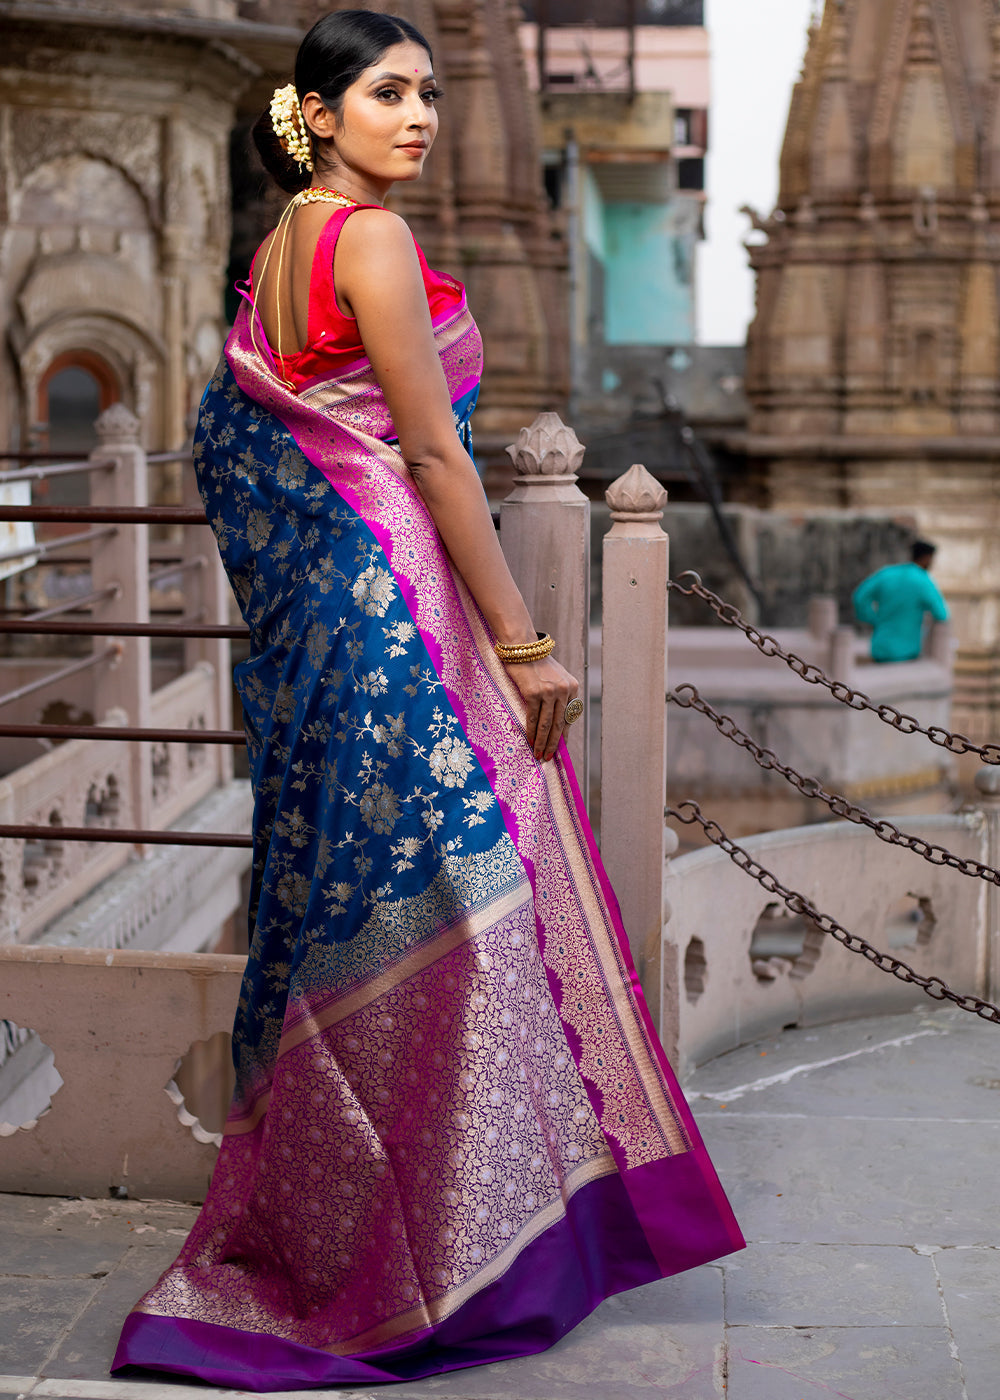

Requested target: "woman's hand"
[{"left": 505, "top": 655, "right": 580, "bottom": 762}]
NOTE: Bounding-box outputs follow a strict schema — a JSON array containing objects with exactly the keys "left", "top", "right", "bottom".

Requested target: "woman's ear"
[{"left": 301, "top": 92, "right": 338, "bottom": 141}]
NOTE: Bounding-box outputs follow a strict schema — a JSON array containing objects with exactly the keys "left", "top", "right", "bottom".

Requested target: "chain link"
[
  {"left": 666, "top": 800, "right": 1000, "bottom": 1024},
  {"left": 668, "top": 571, "right": 1000, "bottom": 765},
  {"left": 669, "top": 683, "right": 1000, "bottom": 886}
]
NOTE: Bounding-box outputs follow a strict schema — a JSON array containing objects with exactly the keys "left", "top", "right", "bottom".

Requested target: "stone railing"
[
  {"left": 667, "top": 611, "right": 956, "bottom": 816},
  {"left": 0, "top": 404, "right": 246, "bottom": 947},
  {"left": 0, "top": 944, "right": 243, "bottom": 1200},
  {"left": 149, "top": 662, "right": 229, "bottom": 828},
  {"left": 0, "top": 664, "right": 233, "bottom": 946},
  {"left": 662, "top": 810, "right": 990, "bottom": 1075},
  {"left": 0, "top": 712, "right": 133, "bottom": 944}
]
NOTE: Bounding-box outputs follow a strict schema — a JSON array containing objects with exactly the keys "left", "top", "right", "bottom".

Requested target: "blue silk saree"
[{"left": 113, "top": 232, "right": 743, "bottom": 1390}]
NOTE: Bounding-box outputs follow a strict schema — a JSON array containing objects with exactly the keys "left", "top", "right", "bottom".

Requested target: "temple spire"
[{"left": 906, "top": 0, "right": 937, "bottom": 65}]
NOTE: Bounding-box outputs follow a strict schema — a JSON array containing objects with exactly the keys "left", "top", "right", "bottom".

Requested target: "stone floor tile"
[
  {"left": 689, "top": 1008, "right": 1000, "bottom": 1121},
  {"left": 42, "top": 1242, "right": 186, "bottom": 1383},
  {"left": 697, "top": 1113, "right": 1000, "bottom": 1247},
  {"left": 0, "top": 1279, "right": 99, "bottom": 1374},
  {"left": 722, "top": 1244, "right": 943, "bottom": 1327},
  {"left": 0, "top": 1197, "right": 195, "bottom": 1279},
  {"left": 931, "top": 1245, "right": 1000, "bottom": 1400},
  {"left": 726, "top": 1325, "right": 965, "bottom": 1400},
  {"left": 387, "top": 1267, "right": 726, "bottom": 1399}
]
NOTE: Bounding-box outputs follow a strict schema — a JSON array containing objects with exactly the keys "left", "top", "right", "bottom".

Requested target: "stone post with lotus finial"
[
  {"left": 601, "top": 462, "right": 674, "bottom": 1054},
  {"left": 500, "top": 412, "right": 590, "bottom": 792}
]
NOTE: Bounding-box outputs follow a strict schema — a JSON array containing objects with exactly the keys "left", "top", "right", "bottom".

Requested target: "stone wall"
[{"left": 0, "top": 9, "right": 246, "bottom": 455}]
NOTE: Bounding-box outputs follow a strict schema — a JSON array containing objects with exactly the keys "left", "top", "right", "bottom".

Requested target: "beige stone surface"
[
  {"left": 664, "top": 812, "right": 988, "bottom": 1074},
  {"left": 0, "top": 945, "right": 244, "bottom": 1201},
  {"left": 600, "top": 465, "right": 670, "bottom": 1043}
]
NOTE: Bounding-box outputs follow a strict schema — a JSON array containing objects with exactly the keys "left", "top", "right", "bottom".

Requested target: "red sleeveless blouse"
[{"left": 250, "top": 203, "right": 466, "bottom": 392}]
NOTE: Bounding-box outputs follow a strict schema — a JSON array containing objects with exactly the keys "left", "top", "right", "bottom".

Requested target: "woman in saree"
[{"left": 113, "top": 9, "right": 743, "bottom": 1389}]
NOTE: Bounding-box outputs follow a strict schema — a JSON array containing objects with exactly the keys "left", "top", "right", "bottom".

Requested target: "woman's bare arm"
[{"left": 335, "top": 209, "right": 577, "bottom": 761}]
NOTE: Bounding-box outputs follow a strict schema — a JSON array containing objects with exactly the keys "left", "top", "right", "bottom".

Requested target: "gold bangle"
[{"left": 494, "top": 632, "right": 555, "bottom": 664}]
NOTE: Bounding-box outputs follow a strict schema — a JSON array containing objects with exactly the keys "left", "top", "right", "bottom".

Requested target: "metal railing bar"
[
  {"left": 0, "top": 451, "right": 91, "bottom": 461},
  {"left": 0, "top": 619, "right": 246, "bottom": 639},
  {"left": 0, "top": 506, "right": 209, "bottom": 525},
  {"left": 23, "top": 557, "right": 96, "bottom": 566},
  {"left": 148, "top": 557, "right": 206, "bottom": 587},
  {"left": 147, "top": 450, "right": 194, "bottom": 464},
  {"left": 0, "top": 824, "right": 252, "bottom": 849},
  {"left": 0, "top": 648, "right": 118, "bottom": 711},
  {"left": 0, "top": 526, "right": 116, "bottom": 567},
  {"left": 0, "top": 722, "right": 246, "bottom": 744},
  {"left": 24, "top": 585, "right": 120, "bottom": 622},
  {"left": 0, "top": 460, "right": 114, "bottom": 486}
]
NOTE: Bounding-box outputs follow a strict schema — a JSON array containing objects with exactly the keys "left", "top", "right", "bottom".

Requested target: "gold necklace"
[{"left": 295, "top": 185, "right": 358, "bottom": 207}]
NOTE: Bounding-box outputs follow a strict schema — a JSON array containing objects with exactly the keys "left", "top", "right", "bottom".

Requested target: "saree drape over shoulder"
[{"left": 114, "top": 207, "right": 743, "bottom": 1391}]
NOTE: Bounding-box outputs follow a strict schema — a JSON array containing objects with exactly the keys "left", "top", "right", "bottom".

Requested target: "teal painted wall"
[{"left": 603, "top": 201, "right": 696, "bottom": 346}]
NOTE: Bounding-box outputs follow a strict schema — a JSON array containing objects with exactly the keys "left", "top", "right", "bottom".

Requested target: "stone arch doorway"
[
  {"left": 37, "top": 351, "right": 119, "bottom": 458},
  {"left": 34, "top": 351, "right": 120, "bottom": 513}
]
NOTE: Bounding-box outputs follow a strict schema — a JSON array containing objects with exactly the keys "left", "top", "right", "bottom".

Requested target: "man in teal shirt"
[{"left": 852, "top": 541, "right": 949, "bottom": 662}]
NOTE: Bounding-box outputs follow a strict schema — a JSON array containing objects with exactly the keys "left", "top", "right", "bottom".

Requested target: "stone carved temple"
[
  {"left": 0, "top": 0, "right": 565, "bottom": 483},
  {"left": 744, "top": 0, "right": 1000, "bottom": 738}
]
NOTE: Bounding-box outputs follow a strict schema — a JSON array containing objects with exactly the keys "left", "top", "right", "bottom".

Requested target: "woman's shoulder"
[
  {"left": 334, "top": 207, "right": 425, "bottom": 303},
  {"left": 338, "top": 205, "right": 417, "bottom": 255}
]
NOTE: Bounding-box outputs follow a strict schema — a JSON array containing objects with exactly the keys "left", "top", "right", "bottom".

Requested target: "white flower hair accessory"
[{"left": 270, "top": 83, "right": 313, "bottom": 172}]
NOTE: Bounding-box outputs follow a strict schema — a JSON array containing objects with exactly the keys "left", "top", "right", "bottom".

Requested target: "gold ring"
[{"left": 564, "top": 698, "right": 584, "bottom": 726}]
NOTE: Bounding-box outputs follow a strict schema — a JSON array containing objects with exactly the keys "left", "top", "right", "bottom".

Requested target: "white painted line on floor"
[
  {"left": 690, "top": 1028, "right": 943, "bottom": 1102},
  {"left": 699, "top": 1111, "right": 1000, "bottom": 1123},
  {"left": 0, "top": 1377, "right": 37, "bottom": 1398},
  {"left": 22, "top": 1379, "right": 382, "bottom": 1400}
]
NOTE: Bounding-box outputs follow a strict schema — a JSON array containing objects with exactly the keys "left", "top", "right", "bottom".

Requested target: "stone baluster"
[
  {"left": 829, "top": 625, "right": 855, "bottom": 680},
  {"left": 181, "top": 462, "right": 233, "bottom": 784},
  {"left": 600, "top": 464, "right": 672, "bottom": 1051},
  {"left": 89, "top": 405, "right": 152, "bottom": 844},
  {"left": 808, "top": 595, "right": 838, "bottom": 641},
  {"left": 500, "top": 413, "right": 590, "bottom": 789},
  {"left": 930, "top": 620, "right": 954, "bottom": 669}
]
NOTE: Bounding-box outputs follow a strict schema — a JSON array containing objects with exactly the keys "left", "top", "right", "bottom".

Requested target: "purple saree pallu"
[{"left": 113, "top": 265, "right": 743, "bottom": 1390}]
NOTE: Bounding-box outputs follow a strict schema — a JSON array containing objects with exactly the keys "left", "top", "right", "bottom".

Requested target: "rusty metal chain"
[
  {"left": 666, "top": 800, "right": 1000, "bottom": 1024},
  {"left": 668, "top": 571, "right": 1000, "bottom": 765},
  {"left": 669, "top": 683, "right": 1000, "bottom": 887}
]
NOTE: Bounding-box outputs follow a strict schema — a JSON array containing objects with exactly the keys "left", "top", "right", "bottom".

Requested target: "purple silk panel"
[{"left": 114, "top": 1167, "right": 665, "bottom": 1390}]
